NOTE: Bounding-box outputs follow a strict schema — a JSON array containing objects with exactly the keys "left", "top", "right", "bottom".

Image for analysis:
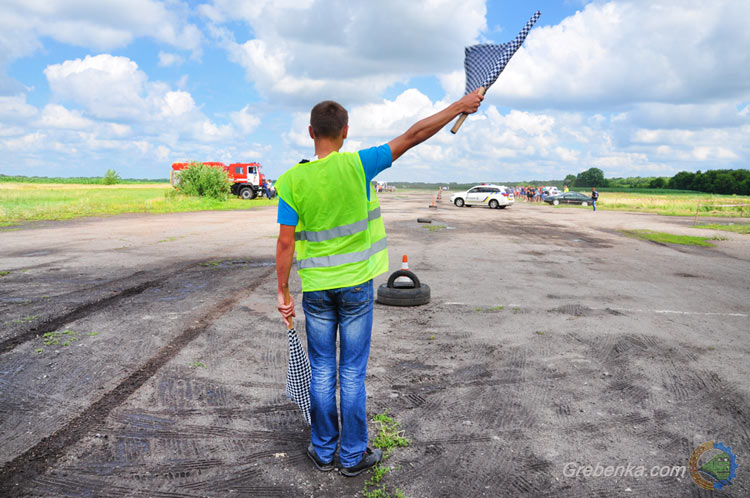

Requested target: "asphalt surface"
[{"left": 1, "top": 193, "right": 748, "bottom": 497}]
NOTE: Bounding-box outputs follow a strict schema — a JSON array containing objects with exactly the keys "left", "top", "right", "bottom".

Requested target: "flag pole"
[{"left": 450, "top": 87, "right": 485, "bottom": 134}]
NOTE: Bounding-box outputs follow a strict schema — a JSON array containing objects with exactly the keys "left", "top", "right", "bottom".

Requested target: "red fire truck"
[{"left": 170, "top": 161, "right": 272, "bottom": 199}]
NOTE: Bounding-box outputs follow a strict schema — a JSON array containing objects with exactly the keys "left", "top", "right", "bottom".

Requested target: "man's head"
[{"left": 309, "top": 100, "right": 348, "bottom": 140}]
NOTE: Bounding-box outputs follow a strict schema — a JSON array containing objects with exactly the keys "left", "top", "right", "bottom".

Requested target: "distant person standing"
[
  {"left": 563, "top": 185, "right": 569, "bottom": 193},
  {"left": 591, "top": 187, "right": 599, "bottom": 211}
]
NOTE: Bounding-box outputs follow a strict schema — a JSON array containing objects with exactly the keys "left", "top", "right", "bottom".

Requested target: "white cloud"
[
  {"left": 158, "top": 51, "right": 185, "bottom": 67},
  {"left": 207, "top": 0, "right": 487, "bottom": 105},
  {"left": 1, "top": 0, "right": 201, "bottom": 52},
  {"left": 493, "top": 0, "right": 750, "bottom": 109},
  {"left": 230, "top": 105, "right": 261, "bottom": 134},
  {"left": 160, "top": 91, "right": 196, "bottom": 118},
  {"left": 44, "top": 54, "right": 148, "bottom": 120},
  {"left": 0, "top": 95, "right": 39, "bottom": 122},
  {"left": 38, "top": 104, "right": 93, "bottom": 129},
  {"left": 0, "top": 0, "right": 202, "bottom": 93}
]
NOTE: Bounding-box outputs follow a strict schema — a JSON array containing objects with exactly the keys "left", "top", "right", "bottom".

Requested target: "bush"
[
  {"left": 175, "top": 162, "right": 232, "bottom": 200},
  {"left": 102, "top": 169, "right": 121, "bottom": 185}
]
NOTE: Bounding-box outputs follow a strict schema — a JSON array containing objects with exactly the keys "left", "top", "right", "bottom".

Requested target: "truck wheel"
[
  {"left": 489, "top": 199, "right": 499, "bottom": 209},
  {"left": 454, "top": 198, "right": 464, "bottom": 207},
  {"left": 240, "top": 187, "right": 256, "bottom": 200}
]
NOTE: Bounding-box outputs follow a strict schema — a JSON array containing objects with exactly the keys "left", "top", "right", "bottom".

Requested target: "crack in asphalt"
[{"left": 0, "top": 266, "right": 274, "bottom": 497}]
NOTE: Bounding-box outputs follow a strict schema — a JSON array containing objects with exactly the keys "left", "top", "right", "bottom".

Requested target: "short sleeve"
[
  {"left": 359, "top": 144, "right": 393, "bottom": 200},
  {"left": 277, "top": 197, "right": 299, "bottom": 226},
  {"left": 359, "top": 144, "right": 393, "bottom": 183}
]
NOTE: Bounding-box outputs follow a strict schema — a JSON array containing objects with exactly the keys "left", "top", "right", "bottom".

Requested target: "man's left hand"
[{"left": 277, "top": 289, "right": 295, "bottom": 328}]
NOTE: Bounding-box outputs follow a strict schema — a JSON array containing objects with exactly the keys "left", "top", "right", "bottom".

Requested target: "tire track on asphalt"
[
  {"left": 1, "top": 271, "right": 163, "bottom": 353},
  {"left": 0, "top": 266, "right": 274, "bottom": 498}
]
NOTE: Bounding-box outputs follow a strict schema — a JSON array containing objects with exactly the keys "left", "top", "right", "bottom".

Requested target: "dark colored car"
[{"left": 544, "top": 192, "right": 592, "bottom": 206}]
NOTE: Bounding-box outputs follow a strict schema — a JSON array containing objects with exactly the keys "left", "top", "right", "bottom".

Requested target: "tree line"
[{"left": 568, "top": 168, "right": 750, "bottom": 195}]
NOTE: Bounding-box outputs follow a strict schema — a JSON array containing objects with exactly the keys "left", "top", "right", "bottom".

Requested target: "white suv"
[{"left": 450, "top": 185, "right": 514, "bottom": 209}]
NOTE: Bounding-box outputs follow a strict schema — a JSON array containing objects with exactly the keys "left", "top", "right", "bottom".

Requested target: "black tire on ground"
[
  {"left": 376, "top": 270, "right": 430, "bottom": 306},
  {"left": 489, "top": 199, "right": 499, "bottom": 209},
  {"left": 240, "top": 187, "right": 256, "bottom": 200},
  {"left": 454, "top": 198, "right": 464, "bottom": 207}
]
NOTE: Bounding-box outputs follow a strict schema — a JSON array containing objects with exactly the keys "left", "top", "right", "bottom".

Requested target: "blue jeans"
[
  {"left": 302, "top": 280, "right": 373, "bottom": 467},
  {"left": 592, "top": 199, "right": 597, "bottom": 211}
]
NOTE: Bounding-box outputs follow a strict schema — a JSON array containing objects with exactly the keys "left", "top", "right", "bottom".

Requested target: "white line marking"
[{"left": 609, "top": 307, "right": 748, "bottom": 318}]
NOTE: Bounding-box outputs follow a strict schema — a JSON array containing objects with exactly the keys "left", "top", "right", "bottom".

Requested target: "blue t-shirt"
[{"left": 277, "top": 144, "right": 392, "bottom": 226}]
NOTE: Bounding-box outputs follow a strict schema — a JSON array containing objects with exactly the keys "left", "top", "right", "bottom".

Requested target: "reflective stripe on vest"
[
  {"left": 294, "top": 207, "right": 381, "bottom": 242},
  {"left": 275, "top": 151, "right": 389, "bottom": 291},
  {"left": 298, "top": 237, "right": 387, "bottom": 270}
]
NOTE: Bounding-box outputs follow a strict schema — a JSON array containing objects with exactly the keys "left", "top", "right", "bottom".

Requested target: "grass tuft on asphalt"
[
  {"left": 693, "top": 223, "right": 750, "bottom": 234},
  {"left": 362, "top": 411, "right": 410, "bottom": 498},
  {"left": 621, "top": 229, "right": 722, "bottom": 247}
]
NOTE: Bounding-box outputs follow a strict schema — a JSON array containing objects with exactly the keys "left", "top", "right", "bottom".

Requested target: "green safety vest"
[{"left": 275, "top": 151, "right": 388, "bottom": 292}]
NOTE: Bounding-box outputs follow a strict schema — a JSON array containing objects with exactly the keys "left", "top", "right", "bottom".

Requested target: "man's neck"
[{"left": 314, "top": 138, "right": 343, "bottom": 159}]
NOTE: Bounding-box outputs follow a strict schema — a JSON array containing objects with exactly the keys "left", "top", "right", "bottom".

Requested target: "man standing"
[
  {"left": 275, "top": 91, "right": 483, "bottom": 476},
  {"left": 591, "top": 187, "right": 599, "bottom": 211}
]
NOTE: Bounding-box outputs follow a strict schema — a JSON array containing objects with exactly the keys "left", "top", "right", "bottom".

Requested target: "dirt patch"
[{"left": 0, "top": 267, "right": 274, "bottom": 496}]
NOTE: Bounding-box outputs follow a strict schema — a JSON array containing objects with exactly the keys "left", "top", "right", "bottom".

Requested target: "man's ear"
[
  {"left": 308, "top": 125, "right": 315, "bottom": 139},
  {"left": 341, "top": 125, "right": 349, "bottom": 140}
]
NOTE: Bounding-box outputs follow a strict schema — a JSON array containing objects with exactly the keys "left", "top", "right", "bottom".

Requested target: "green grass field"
[
  {"left": 0, "top": 182, "right": 276, "bottom": 227},
  {"left": 0, "top": 175, "right": 168, "bottom": 184},
  {"left": 547, "top": 191, "right": 750, "bottom": 218}
]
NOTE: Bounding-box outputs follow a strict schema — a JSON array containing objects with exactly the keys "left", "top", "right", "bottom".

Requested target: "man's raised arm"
[{"left": 388, "top": 89, "right": 484, "bottom": 162}]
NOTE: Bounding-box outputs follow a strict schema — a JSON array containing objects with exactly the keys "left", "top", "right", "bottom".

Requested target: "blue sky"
[{"left": 0, "top": 0, "right": 747, "bottom": 182}]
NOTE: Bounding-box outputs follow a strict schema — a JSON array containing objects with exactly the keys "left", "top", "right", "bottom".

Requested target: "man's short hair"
[{"left": 310, "top": 101, "right": 348, "bottom": 138}]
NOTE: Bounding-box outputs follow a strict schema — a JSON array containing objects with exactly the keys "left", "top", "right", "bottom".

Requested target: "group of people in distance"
[{"left": 516, "top": 185, "right": 568, "bottom": 202}]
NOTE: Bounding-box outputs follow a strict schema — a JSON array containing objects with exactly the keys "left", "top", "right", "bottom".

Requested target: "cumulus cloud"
[
  {"left": 230, "top": 105, "right": 261, "bottom": 134},
  {"left": 0, "top": 52, "right": 268, "bottom": 177},
  {"left": 37, "top": 104, "right": 93, "bottom": 129},
  {"left": 288, "top": 88, "right": 749, "bottom": 182},
  {"left": 158, "top": 51, "right": 185, "bottom": 67},
  {"left": 205, "top": 0, "right": 486, "bottom": 105},
  {"left": 1, "top": 0, "right": 201, "bottom": 52},
  {"left": 44, "top": 55, "right": 148, "bottom": 120},
  {"left": 0, "top": 95, "right": 39, "bottom": 122},
  {"left": 492, "top": 0, "right": 750, "bottom": 109},
  {"left": 0, "top": 0, "right": 202, "bottom": 94}
]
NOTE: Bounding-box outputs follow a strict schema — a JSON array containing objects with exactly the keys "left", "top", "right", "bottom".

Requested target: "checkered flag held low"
[
  {"left": 451, "top": 11, "right": 541, "bottom": 134},
  {"left": 286, "top": 326, "right": 311, "bottom": 426}
]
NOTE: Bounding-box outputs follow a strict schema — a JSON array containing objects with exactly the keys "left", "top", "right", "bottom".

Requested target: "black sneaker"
[
  {"left": 307, "top": 443, "right": 334, "bottom": 472},
  {"left": 339, "top": 448, "right": 383, "bottom": 477}
]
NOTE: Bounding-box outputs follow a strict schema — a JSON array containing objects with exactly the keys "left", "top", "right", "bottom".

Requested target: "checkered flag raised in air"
[
  {"left": 286, "top": 327, "right": 311, "bottom": 426},
  {"left": 464, "top": 11, "right": 541, "bottom": 95}
]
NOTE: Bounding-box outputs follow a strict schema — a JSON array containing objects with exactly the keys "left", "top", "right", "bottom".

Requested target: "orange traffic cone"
[
  {"left": 394, "top": 255, "right": 412, "bottom": 287},
  {"left": 437, "top": 189, "right": 442, "bottom": 201},
  {"left": 429, "top": 195, "right": 437, "bottom": 208}
]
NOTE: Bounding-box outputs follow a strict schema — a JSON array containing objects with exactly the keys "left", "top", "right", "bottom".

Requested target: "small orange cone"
[
  {"left": 394, "top": 255, "right": 412, "bottom": 287},
  {"left": 429, "top": 195, "right": 437, "bottom": 208},
  {"left": 437, "top": 189, "right": 442, "bottom": 201}
]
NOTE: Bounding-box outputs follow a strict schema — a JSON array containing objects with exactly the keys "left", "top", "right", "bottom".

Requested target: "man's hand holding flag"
[{"left": 452, "top": 11, "right": 541, "bottom": 134}]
